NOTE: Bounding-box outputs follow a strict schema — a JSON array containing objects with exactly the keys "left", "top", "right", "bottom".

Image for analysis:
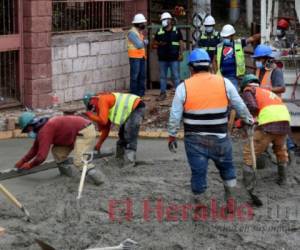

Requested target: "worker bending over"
[
  {"left": 241, "top": 74, "right": 291, "bottom": 193},
  {"left": 83, "top": 92, "right": 145, "bottom": 167},
  {"left": 16, "top": 113, "right": 104, "bottom": 185},
  {"left": 168, "top": 48, "right": 253, "bottom": 213}
]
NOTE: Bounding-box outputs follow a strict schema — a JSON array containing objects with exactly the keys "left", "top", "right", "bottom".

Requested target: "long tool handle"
[
  {"left": 0, "top": 184, "right": 22, "bottom": 209},
  {"left": 86, "top": 246, "right": 122, "bottom": 250},
  {"left": 249, "top": 134, "right": 256, "bottom": 171},
  {"left": 77, "top": 164, "right": 88, "bottom": 200},
  {"left": 0, "top": 184, "right": 31, "bottom": 220}
]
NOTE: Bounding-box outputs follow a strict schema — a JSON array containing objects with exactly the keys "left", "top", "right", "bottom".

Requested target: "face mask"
[
  {"left": 28, "top": 131, "right": 37, "bottom": 139},
  {"left": 223, "top": 38, "right": 232, "bottom": 46},
  {"left": 255, "top": 61, "right": 264, "bottom": 69},
  {"left": 276, "top": 29, "right": 285, "bottom": 38},
  {"left": 205, "top": 26, "right": 214, "bottom": 33},
  {"left": 162, "top": 19, "right": 169, "bottom": 27}
]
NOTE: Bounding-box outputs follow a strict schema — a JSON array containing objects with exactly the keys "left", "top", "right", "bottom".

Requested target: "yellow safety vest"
[
  {"left": 127, "top": 27, "right": 146, "bottom": 59},
  {"left": 108, "top": 93, "right": 139, "bottom": 125},
  {"left": 216, "top": 39, "right": 246, "bottom": 77}
]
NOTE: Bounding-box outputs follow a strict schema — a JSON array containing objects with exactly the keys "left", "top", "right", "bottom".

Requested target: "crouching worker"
[
  {"left": 168, "top": 49, "right": 253, "bottom": 212},
  {"left": 241, "top": 74, "right": 291, "bottom": 189},
  {"left": 16, "top": 112, "right": 104, "bottom": 186},
  {"left": 83, "top": 92, "right": 145, "bottom": 167}
]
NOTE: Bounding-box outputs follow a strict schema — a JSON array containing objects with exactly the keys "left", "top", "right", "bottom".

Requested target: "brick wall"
[
  {"left": 51, "top": 32, "right": 130, "bottom": 103},
  {"left": 23, "top": 0, "right": 52, "bottom": 108}
]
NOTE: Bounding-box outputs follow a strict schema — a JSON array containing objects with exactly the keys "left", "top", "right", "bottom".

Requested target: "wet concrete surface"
[{"left": 0, "top": 138, "right": 299, "bottom": 250}]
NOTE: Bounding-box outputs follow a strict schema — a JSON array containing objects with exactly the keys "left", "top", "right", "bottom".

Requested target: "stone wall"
[{"left": 51, "top": 32, "right": 130, "bottom": 103}]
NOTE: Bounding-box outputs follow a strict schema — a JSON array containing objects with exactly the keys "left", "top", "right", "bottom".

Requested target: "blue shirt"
[
  {"left": 128, "top": 31, "right": 145, "bottom": 49},
  {"left": 168, "top": 75, "right": 253, "bottom": 138}
]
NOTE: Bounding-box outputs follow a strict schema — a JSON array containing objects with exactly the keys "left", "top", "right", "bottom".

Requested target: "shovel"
[
  {"left": 86, "top": 238, "right": 138, "bottom": 250},
  {"left": 77, "top": 152, "right": 94, "bottom": 200},
  {"left": 247, "top": 126, "right": 263, "bottom": 207},
  {"left": 36, "top": 238, "right": 138, "bottom": 250},
  {"left": 0, "top": 184, "right": 31, "bottom": 221}
]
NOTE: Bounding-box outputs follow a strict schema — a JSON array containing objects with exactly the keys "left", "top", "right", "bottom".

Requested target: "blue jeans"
[
  {"left": 130, "top": 58, "right": 146, "bottom": 97},
  {"left": 159, "top": 61, "right": 180, "bottom": 93},
  {"left": 226, "top": 76, "right": 239, "bottom": 90},
  {"left": 184, "top": 135, "right": 236, "bottom": 194}
]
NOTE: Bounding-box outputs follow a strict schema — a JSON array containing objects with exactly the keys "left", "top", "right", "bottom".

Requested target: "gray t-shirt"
[{"left": 258, "top": 67, "right": 285, "bottom": 87}]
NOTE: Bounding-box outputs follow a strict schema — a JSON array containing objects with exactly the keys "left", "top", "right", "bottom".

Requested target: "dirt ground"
[{"left": 0, "top": 138, "right": 299, "bottom": 250}]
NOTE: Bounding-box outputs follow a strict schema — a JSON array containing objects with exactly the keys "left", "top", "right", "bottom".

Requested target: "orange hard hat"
[{"left": 277, "top": 19, "right": 289, "bottom": 29}]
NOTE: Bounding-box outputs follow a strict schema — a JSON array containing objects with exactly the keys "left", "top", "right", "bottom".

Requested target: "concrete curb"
[{"left": 0, "top": 129, "right": 184, "bottom": 140}]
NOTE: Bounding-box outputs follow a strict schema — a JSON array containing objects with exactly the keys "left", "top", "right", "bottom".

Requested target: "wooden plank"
[
  {"left": 0, "top": 149, "right": 114, "bottom": 181},
  {"left": 0, "top": 35, "right": 21, "bottom": 52}
]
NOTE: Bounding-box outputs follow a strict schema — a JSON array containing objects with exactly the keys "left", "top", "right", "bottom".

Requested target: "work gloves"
[
  {"left": 168, "top": 136, "right": 177, "bottom": 153},
  {"left": 16, "top": 162, "right": 33, "bottom": 170},
  {"left": 15, "top": 159, "right": 25, "bottom": 168}
]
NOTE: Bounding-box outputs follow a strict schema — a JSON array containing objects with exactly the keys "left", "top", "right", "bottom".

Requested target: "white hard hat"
[
  {"left": 220, "top": 24, "right": 236, "bottom": 37},
  {"left": 132, "top": 13, "right": 147, "bottom": 24},
  {"left": 160, "top": 12, "right": 172, "bottom": 20},
  {"left": 203, "top": 15, "right": 215, "bottom": 26}
]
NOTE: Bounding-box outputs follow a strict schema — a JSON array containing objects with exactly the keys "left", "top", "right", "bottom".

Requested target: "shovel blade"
[{"left": 36, "top": 239, "right": 56, "bottom": 250}]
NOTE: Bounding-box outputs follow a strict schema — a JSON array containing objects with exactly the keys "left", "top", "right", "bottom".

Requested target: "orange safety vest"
[
  {"left": 256, "top": 68, "right": 273, "bottom": 90},
  {"left": 183, "top": 73, "right": 229, "bottom": 134},
  {"left": 254, "top": 87, "right": 290, "bottom": 125},
  {"left": 127, "top": 27, "right": 146, "bottom": 59}
]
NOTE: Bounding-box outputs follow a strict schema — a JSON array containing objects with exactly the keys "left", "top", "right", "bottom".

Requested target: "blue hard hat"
[
  {"left": 252, "top": 44, "right": 274, "bottom": 58},
  {"left": 188, "top": 48, "right": 211, "bottom": 65}
]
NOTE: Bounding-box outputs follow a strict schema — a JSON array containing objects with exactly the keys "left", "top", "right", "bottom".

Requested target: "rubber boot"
[
  {"left": 86, "top": 168, "right": 105, "bottom": 186},
  {"left": 224, "top": 185, "right": 236, "bottom": 214},
  {"left": 57, "top": 159, "right": 74, "bottom": 177},
  {"left": 116, "top": 144, "right": 125, "bottom": 159},
  {"left": 277, "top": 163, "right": 287, "bottom": 186},
  {"left": 123, "top": 149, "right": 136, "bottom": 167},
  {"left": 242, "top": 165, "right": 256, "bottom": 191}
]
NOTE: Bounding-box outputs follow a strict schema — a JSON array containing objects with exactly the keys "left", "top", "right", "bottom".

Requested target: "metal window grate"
[
  {"left": 52, "top": 0, "right": 135, "bottom": 33},
  {"left": 0, "top": 50, "right": 20, "bottom": 105},
  {"left": 0, "top": 0, "right": 18, "bottom": 35}
]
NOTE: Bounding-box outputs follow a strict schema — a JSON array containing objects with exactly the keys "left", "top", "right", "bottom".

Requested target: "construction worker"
[
  {"left": 127, "top": 13, "right": 148, "bottom": 97},
  {"left": 152, "top": 12, "right": 184, "bottom": 101},
  {"left": 214, "top": 24, "right": 260, "bottom": 89},
  {"left": 83, "top": 92, "right": 145, "bottom": 167},
  {"left": 274, "top": 18, "right": 291, "bottom": 49},
  {"left": 168, "top": 48, "right": 253, "bottom": 212},
  {"left": 15, "top": 113, "right": 104, "bottom": 185},
  {"left": 253, "top": 44, "right": 296, "bottom": 159},
  {"left": 252, "top": 44, "right": 285, "bottom": 95},
  {"left": 241, "top": 74, "right": 291, "bottom": 191},
  {"left": 197, "top": 15, "right": 220, "bottom": 62}
]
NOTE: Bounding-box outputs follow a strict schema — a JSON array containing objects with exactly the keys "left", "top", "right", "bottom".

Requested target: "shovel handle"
[
  {"left": 248, "top": 126, "right": 257, "bottom": 171},
  {"left": 0, "top": 184, "right": 22, "bottom": 209},
  {"left": 77, "top": 164, "right": 88, "bottom": 200}
]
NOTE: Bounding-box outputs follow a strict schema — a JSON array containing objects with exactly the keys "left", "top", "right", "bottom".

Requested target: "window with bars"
[{"left": 52, "top": 0, "right": 135, "bottom": 33}]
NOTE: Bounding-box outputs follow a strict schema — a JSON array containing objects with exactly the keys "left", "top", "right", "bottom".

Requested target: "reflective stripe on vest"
[
  {"left": 199, "top": 31, "right": 219, "bottom": 51},
  {"left": 108, "top": 93, "right": 139, "bottom": 125},
  {"left": 127, "top": 27, "right": 146, "bottom": 58},
  {"left": 216, "top": 39, "right": 246, "bottom": 77},
  {"left": 256, "top": 68, "right": 273, "bottom": 90},
  {"left": 157, "top": 27, "right": 179, "bottom": 47},
  {"left": 255, "top": 87, "right": 290, "bottom": 125},
  {"left": 183, "top": 73, "right": 229, "bottom": 134}
]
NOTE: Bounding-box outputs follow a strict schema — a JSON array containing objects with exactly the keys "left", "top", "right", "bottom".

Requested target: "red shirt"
[{"left": 22, "top": 116, "right": 90, "bottom": 167}]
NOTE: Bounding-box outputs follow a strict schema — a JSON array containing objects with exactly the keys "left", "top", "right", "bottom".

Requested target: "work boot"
[
  {"left": 224, "top": 185, "right": 237, "bottom": 214},
  {"left": 123, "top": 149, "right": 136, "bottom": 167},
  {"left": 86, "top": 168, "right": 105, "bottom": 186},
  {"left": 57, "top": 159, "right": 74, "bottom": 177},
  {"left": 156, "top": 92, "right": 167, "bottom": 101},
  {"left": 242, "top": 165, "right": 256, "bottom": 191},
  {"left": 277, "top": 163, "right": 287, "bottom": 186},
  {"left": 116, "top": 144, "right": 125, "bottom": 159}
]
